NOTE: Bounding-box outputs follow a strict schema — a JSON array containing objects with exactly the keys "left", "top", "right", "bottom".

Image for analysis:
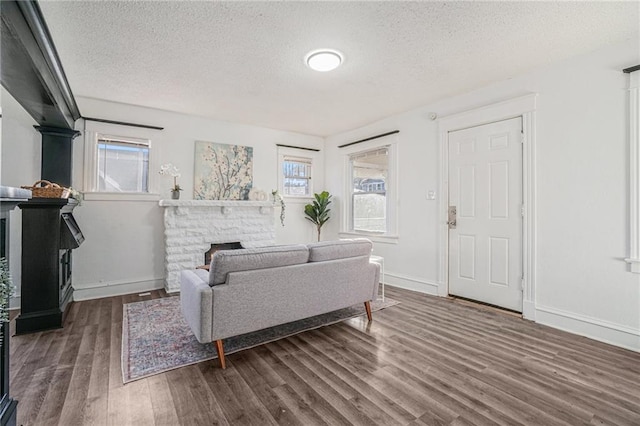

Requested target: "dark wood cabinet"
[
  {"left": 2, "top": 1, "right": 83, "bottom": 423},
  {"left": 0, "top": 322, "right": 16, "bottom": 426},
  {"left": 0, "top": 187, "right": 30, "bottom": 426},
  {"left": 16, "top": 198, "right": 83, "bottom": 334}
]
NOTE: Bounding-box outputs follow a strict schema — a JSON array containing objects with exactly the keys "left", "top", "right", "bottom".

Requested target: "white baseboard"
[
  {"left": 384, "top": 272, "right": 439, "bottom": 296},
  {"left": 381, "top": 276, "right": 638, "bottom": 352},
  {"left": 536, "top": 304, "right": 640, "bottom": 352},
  {"left": 73, "top": 277, "right": 165, "bottom": 301},
  {"left": 522, "top": 300, "right": 536, "bottom": 321}
]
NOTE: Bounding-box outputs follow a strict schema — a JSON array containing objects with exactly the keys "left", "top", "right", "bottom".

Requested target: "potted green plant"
[
  {"left": 304, "top": 191, "right": 332, "bottom": 242},
  {"left": 0, "top": 258, "right": 15, "bottom": 345}
]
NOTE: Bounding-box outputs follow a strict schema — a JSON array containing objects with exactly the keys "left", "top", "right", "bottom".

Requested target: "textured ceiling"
[{"left": 39, "top": 1, "right": 639, "bottom": 137}]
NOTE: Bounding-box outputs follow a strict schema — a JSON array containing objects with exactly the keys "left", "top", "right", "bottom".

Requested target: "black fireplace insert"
[{"left": 204, "top": 242, "right": 243, "bottom": 266}]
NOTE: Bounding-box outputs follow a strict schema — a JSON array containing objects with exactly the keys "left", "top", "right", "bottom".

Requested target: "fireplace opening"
[{"left": 204, "top": 242, "right": 243, "bottom": 266}]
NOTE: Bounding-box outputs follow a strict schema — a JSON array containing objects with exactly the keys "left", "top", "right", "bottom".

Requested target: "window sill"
[
  {"left": 283, "top": 196, "right": 314, "bottom": 204},
  {"left": 339, "top": 231, "right": 399, "bottom": 244},
  {"left": 83, "top": 192, "right": 161, "bottom": 202},
  {"left": 624, "top": 258, "right": 640, "bottom": 273}
]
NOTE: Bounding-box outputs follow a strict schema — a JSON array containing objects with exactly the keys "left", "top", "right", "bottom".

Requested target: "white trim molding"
[
  {"left": 536, "top": 304, "right": 640, "bottom": 352},
  {"left": 384, "top": 273, "right": 440, "bottom": 296},
  {"left": 338, "top": 231, "right": 399, "bottom": 244},
  {"left": 437, "top": 94, "right": 538, "bottom": 319},
  {"left": 158, "top": 200, "right": 274, "bottom": 208},
  {"left": 73, "top": 276, "right": 165, "bottom": 301},
  {"left": 626, "top": 70, "right": 640, "bottom": 273},
  {"left": 624, "top": 259, "right": 640, "bottom": 272},
  {"left": 83, "top": 192, "right": 160, "bottom": 202}
]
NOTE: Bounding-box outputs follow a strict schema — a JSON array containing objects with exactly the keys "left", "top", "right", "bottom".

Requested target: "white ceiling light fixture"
[{"left": 306, "top": 49, "right": 343, "bottom": 72}]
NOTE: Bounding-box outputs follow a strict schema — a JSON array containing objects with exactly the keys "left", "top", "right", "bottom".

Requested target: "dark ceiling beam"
[
  {"left": 1, "top": 0, "right": 81, "bottom": 129},
  {"left": 338, "top": 130, "right": 400, "bottom": 149}
]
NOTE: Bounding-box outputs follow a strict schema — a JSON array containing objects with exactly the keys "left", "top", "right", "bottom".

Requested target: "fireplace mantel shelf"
[{"left": 159, "top": 200, "right": 274, "bottom": 207}]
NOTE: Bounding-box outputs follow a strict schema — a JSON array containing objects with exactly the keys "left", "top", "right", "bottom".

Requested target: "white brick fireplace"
[{"left": 159, "top": 200, "right": 276, "bottom": 292}]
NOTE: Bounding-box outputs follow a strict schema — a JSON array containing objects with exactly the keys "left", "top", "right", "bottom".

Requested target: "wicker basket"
[{"left": 21, "top": 180, "right": 71, "bottom": 199}]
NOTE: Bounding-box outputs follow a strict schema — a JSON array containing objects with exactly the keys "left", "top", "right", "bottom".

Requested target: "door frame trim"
[{"left": 437, "top": 94, "right": 538, "bottom": 319}]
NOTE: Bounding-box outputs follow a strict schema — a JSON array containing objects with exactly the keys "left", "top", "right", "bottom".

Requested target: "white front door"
[{"left": 448, "top": 117, "right": 523, "bottom": 312}]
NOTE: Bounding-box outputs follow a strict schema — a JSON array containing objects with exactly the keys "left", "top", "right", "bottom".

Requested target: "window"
[
  {"left": 277, "top": 146, "right": 322, "bottom": 199},
  {"left": 83, "top": 119, "right": 160, "bottom": 200},
  {"left": 340, "top": 134, "right": 398, "bottom": 241},
  {"left": 349, "top": 147, "right": 389, "bottom": 233},
  {"left": 282, "top": 156, "right": 312, "bottom": 197},
  {"left": 97, "top": 136, "right": 150, "bottom": 192}
]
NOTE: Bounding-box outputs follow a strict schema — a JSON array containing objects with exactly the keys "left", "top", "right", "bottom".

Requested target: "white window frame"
[
  {"left": 277, "top": 146, "right": 322, "bottom": 201},
  {"left": 83, "top": 120, "right": 160, "bottom": 201},
  {"left": 626, "top": 70, "right": 640, "bottom": 273},
  {"left": 96, "top": 134, "right": 150, "bottom": 192},
  {"left": 339, "top": 135, "right": 399, "bottom": 243},
  {"left": 281, "top": 155, "right": 313, "bottom": 198}
]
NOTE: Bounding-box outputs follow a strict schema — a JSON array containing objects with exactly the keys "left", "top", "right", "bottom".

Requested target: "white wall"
[
  {"left": 325, "top": 39, "right": 640, "bottom": 351},
  {"left": 0, "top": 89, "right": 41, "bottom": 188},
  {"left": 2, "top": 95, "right": 323, "bottom": 301},
  {"left": 72, "top": 98, "right": 324, "bottom": 299},
  {"left": 1, "top": 88, "right": 40, "bottom": 308}
]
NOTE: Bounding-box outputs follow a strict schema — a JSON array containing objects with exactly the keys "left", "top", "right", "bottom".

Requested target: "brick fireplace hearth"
[{"left": 159, "top": 200, "right": 276, "bottom": 292}]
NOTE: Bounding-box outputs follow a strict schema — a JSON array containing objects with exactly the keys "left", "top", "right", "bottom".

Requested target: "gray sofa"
[{"left": 180, "top": 238, "right": 380, "bottom": 368}]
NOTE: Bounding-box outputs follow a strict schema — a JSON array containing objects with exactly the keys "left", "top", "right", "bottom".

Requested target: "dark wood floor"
[{"left": 10, "top": 286, "right": 640, "bottom": 425}]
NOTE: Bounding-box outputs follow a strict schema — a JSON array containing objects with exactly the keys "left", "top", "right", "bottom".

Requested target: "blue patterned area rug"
[{"left": 122, "top": 296, "right": 398, "bottom": 383}]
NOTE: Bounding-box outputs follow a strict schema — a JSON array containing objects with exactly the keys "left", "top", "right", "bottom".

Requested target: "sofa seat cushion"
[
  {"left": 307, "top": 238, "right": 372, "bottom": 262},
  {"left": 209, "top": 244, "right": 309, "bottom": 286}
]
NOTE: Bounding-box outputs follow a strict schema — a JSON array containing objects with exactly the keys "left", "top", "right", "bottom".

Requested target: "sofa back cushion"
[
  {"left": 307, "top": 238, "right": 372, "bottom": 262},
  {"left": 209, "top": 244, "right": 309, "bottom": 286}
]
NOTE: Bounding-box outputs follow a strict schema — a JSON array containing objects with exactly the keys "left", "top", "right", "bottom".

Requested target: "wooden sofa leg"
[
  {"left": 364, "top": 301, "right": 372, "bottom": 322},
  {"left": 215, "top": 339, "right": 226, "bottom": 369}
]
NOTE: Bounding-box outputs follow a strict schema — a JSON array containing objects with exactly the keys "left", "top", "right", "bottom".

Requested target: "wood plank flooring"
[{"left": 10, "top": 286, "right": 640, "bottom": 425}]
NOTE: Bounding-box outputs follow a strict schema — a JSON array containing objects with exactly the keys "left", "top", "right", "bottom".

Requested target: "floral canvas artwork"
[{"left": 194, "top": 141, "right": 253, "bottom": 200}]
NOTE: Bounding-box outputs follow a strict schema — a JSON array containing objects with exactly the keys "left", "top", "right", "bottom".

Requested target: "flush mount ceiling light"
[{"left": 305, "top": 49, "right": 343, "bottom": 72}]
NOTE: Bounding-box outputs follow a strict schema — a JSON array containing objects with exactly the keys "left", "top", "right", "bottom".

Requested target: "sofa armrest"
[
  {"left": 180, "top": 269, "right": 213, "bottom": 343},
  {"left": 371, "top": 261, "right": 381, "bottom": 301}
]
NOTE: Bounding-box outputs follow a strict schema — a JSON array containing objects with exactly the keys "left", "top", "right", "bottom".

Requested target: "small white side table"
[{"left": 369, "top": 255, "right": 385, "bottom": 301}]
